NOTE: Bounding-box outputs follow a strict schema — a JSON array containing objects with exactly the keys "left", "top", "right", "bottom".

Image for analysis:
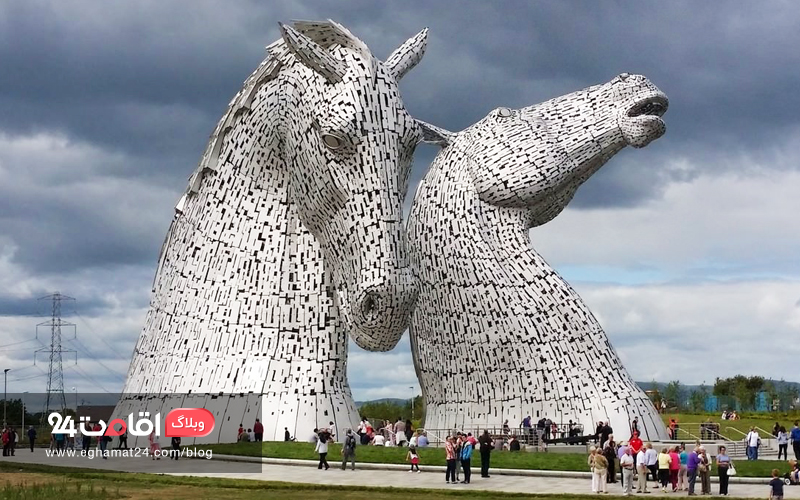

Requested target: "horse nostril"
[{"left": 362, "top": 292, "right": 380, "bottom": 321}]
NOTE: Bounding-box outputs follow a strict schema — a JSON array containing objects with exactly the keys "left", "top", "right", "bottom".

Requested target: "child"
[
  {"left": 407, "top": 445, "right": 420, "bottom": 473},
  {"left": 770, "top": 469, "right": 784, "bottom": 500}
]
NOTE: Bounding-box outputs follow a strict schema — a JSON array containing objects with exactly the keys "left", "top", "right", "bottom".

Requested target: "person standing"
[
  {"left": 657, "top": 447, "right": 671, "bottom": 492},
  {"left": 617, "top": 441, "right": 629, "bottom": 488},
  {"left": 315, "top": 429, "right": 330, "bottom": 470},
  {"left": 600, "top": 422, "right": 613, "bottom": 449},
  {"left": 454, "top": 433, "right": 463, "bottom": 482},
  {"left": 603, "top": 440, "right": 617, "bottom": 484},
  {"left": 405, "top": 419, "right": 413, "bottom": 444},
  {"left": 522, "top": 416, "right": 532, "bottom": 444},
  {"left": 630, "top": 417, "right": 639, "bottom": 437},
  {"left": 593, "top": 449, "right": 609, "bottom": 494},
  {"left": 341, "top": 429, "right": 357, "bottom": 470},
  {"left": 284, "top": 427, "right": 291, "bottom": 441},
  {"left": 588, "top": 446, "right": 598, "bottom": 492},
  {"left": 745, "top": 427, "right": 760, "bottom": 460},
  {"left": 629, "top": 432, "right": 643, "bottom": 468},
  {"left": 620, "top": 447, "right": 635, "bottom": 496},
  {"left": 394, "top": 418, "right": 406, "bottom": 446},
  {"left": 716, "top": 445, "right": 731, "bottom": 496},
  {"left": 698, "top": 447, "right": 711, "bottom": 495},
  {"left": 668, "top": 446, "right": 680, "bottom": 492},
  {"left": 118, "top": 430, "right": 128, "bottom": 450},
  {"left": 253, "top": 418, "right": 263, "bottom": 442},
  {"left": 645, "top": 442, "right": 658, "bottom": 486},
  {"left": 445, "top": 436, "right": 457, "bottom": 484},
  {"left": 687, "top": 446, "right": 701, "bottom": 496},
  {"left": 8, "top": 427, "right": 16, "bottom": 456},
  {"left": 27, "top": 426, "right": 36, "bottom": 453},
  {"left": 791, "top": 421, "right": 800, "bottom": 460},
  {"left": 171, "top": 436, "right": 181, "bottom": 460},
  {"left": 777, "top": 426, "right": 788, "bottom": 461},
  {"left": 81, "top": 427, "right": 91, "bottom": 453},
  {"left": 99, "top": 434, "right": 112, "bottom": 459},
  {"left": 478, "top": 430, "right": 494, "bottom": 478},
  {"left": 678, "top": 443, "right": 688, "bottom": 491},
  {"left": 1, "top": 427, "right": 8, "bottom": 456},
  {"left": 460, "top": 436, "right": 474, "bottom": 484},
  {"left": 636, "top": 447, "right": 649, "bottom": 494}
]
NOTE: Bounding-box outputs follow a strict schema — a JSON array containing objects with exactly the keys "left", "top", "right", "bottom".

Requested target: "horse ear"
[
  {"left": 416, "top": 119, "right": 454, "bottom": 147},
  {"left": 385, "top": 28, "right": 428, "bottom": 81},
  {"left": 279, "top": 22, "right": 347, "bottom": 83}
]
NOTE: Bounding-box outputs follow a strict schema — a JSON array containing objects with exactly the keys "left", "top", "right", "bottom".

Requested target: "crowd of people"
[{"left": 587, "top": 435, "right": 733, "bottom": 496}]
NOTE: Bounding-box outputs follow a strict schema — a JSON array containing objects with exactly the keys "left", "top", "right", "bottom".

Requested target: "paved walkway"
[{"left": 2, "top": 450, "right": 797, "bottom": 498}]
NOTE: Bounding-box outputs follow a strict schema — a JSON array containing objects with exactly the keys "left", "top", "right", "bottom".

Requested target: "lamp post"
[
  {"left": 3, "top": 368, "right": 9, "bottom": 427},
  {"left": 71, "top": 387, "right": 78, "bottom": 413},
  {"left": 409, "top": 386, "right": 414, "bottom": 419},
  {"left": 22, "top": 391, "right": 28, "bottom": 430}
]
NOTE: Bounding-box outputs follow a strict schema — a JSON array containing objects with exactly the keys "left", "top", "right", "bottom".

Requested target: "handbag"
[{"left": 727, "top": 465, "right": 736, "bottom": 476}]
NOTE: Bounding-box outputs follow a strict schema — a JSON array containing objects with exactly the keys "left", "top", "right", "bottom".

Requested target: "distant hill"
[
  {"left": 355, "top": 398, "right": 407, "bottom": 409},
  {"left": 636, "top": 379, "right": 800, "bottom": 393},
  {"left": 353, "top": 380, "right": 800, "bottom": 408}
]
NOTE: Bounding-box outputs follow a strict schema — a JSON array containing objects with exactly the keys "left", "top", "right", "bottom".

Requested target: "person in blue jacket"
[
  {"left": 791, "top": 421, "right": 800, "bottom": 460},
  {"left": 460, "top": 438, "right": 474, "bottom": 484}
]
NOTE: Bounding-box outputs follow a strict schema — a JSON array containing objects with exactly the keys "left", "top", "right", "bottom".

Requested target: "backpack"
[{"left": 345, "top": 435, "right": 356, "bottom": 453}]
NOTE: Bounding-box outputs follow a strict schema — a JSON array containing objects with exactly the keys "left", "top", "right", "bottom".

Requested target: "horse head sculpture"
[
  {"left": 408, "top": 73, "right": 670, "bottom": 439},
  {"left": 275, "top": 22, "right": 424, "bottom": 351},
  {"left": 419, "top": 73, "right": 667, "bottom": 227}
]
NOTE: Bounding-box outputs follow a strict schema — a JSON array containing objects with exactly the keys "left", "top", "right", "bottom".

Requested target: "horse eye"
[
  {"left": 497, "top": 107, "right": 512, "bottom": 118},
  {"left": 321, "top": 133, "right": 344, "bottom": 150}
]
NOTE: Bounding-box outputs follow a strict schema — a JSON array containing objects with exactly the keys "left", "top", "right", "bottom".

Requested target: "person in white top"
[
  {"left": 315, "top": 431, "right": 330, "bottom": 470},
  {"left": 372, "top": 434, "right": 386, "bottom": 446},
  {"left": 637, "top": 449, "right": 649, "bottom": 493},
  {"left": 620, "top": 447, "right": 635, "bottom": 496},
  {"left": 409, "top": 433, "right": 418, "bottom": 448},
  {"left": 745, "top": 428, "right": 760, "bottom": 460}
]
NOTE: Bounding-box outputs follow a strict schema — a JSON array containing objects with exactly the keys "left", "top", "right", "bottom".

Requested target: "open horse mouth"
[
  {"left": 627, "top": 95, "right": 668, "bottom": 118},
  {"left": 620, "top": 92, "right": 668, "bottom": 148}
]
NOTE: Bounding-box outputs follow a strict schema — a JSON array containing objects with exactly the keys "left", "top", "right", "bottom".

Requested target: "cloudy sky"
[{"left": 1, "top": 1, "right": 799, "bottom": 403}]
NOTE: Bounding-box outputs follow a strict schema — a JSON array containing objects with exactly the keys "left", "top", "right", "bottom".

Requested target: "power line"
[
  {"left": 68, "top": 337, "right": 126, "bottom": 380},
  {"left": 72, "top": 312, "right": 130, "bottom": 362},
  {"left": 0, "top": 339, "right": 38, "bottom": 349},
  {"left": 64, "top": 364, "right": 114, "bottom": 394}
]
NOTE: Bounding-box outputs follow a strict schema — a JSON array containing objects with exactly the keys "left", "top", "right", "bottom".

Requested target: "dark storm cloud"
[{"left": 1, "top": 0, "right": 799, "bottom": 276}]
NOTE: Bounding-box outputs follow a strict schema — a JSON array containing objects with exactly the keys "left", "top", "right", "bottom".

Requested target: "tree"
[
  {"left": 689, "top": 384, "right": 709, "bottom": 413},
  {"left": 647, "top": 380, "right": 663, "bottom": 406},
  {"left": 664, "top": 381, "right": 684, "bottom": 409}
]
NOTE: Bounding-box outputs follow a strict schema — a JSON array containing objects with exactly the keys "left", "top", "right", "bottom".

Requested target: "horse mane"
[{"left": 177, "top": 20, "right": 375, "bottom": 213}]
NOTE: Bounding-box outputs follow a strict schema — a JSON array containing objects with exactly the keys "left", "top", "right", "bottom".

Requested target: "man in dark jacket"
[
  {"left": 27, "top": 426, "right": 37, "bottom": 452},
  {"left": 478, "top": 430, "right": 494, "bottom": 477}
]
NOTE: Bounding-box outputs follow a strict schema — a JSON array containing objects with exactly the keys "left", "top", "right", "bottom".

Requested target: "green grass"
[
  {"left": 195, "top": 441, "right": 789, "bottom": 478},
  {"left": 660, "top": 413, "right": 796, "bottom": 439},
  {"left": 1, "top": 480, "right": 120, "bottom": 500}
]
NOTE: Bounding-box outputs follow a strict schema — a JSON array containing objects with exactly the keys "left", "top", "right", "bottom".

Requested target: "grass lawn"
[
  {"left": 197, "top": 441, "right": 788, "bottom": 478},
  {"left": 660, "top": 413, "right": 799, "bottom": 438}
]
